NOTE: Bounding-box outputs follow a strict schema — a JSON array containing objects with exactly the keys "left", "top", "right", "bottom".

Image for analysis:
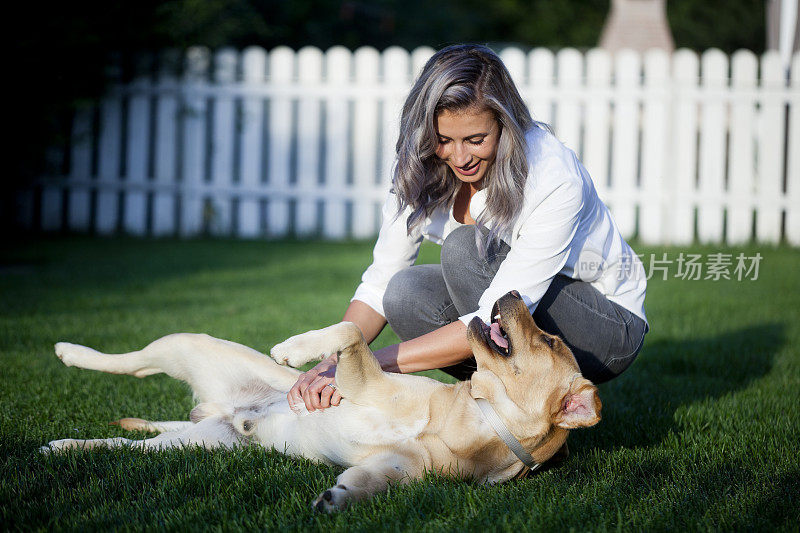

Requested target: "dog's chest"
[{"left": 255, "top": 402, "right": 428, "bottom": 465}]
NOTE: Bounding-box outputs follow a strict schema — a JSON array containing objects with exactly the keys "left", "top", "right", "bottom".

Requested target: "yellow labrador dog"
[{"left": 44, "top": 291, "right": 600, "bottom": 512}]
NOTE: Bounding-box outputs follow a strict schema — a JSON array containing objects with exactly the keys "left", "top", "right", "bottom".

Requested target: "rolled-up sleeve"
[
  {"left": 352, "top": 191, "right": 424, "bottom": 317},
  {"left": 458, "top": 154, "right": 585, "bottom": 325}
]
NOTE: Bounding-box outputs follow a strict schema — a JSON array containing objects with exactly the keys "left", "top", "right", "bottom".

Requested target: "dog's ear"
[{"left": 553, "top": 377, "right": 601, "bottom": 429}]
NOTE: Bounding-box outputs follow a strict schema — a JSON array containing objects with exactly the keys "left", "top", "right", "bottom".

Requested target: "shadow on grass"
[
  {"left": 575, "top": 322, "right": 784, "bottom": 453},
  {"left": 0, "top": 434, "right": 340, "bottom": 530},
  {"left": 528, "top": 455, "right": 798, "bottom": 530},
  {"left": 0, "top": 237, "right": 361, "bottom": 290}
]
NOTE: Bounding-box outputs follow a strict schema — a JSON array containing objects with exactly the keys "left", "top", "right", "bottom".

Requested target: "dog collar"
[{"left": 474, "top": 397, "right": 540, "bottom": 472}]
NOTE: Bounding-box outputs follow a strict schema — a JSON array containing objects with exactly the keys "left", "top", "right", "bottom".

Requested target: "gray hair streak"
[{"left": 392, "top": 44, "right": 549, "bottom": 253}]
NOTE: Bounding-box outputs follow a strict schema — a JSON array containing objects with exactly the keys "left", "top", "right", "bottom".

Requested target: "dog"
[{"left": 43, "top": 291, "right": 601, "bottom": 512}]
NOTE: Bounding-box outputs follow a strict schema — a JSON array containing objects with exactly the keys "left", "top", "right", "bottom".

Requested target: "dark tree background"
[{"left": 6, "top": 0, "right": 765, "bottom": 221}]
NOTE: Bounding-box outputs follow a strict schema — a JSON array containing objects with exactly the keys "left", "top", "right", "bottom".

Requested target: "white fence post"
[
  {"left": 380, "top": 46, "right": 410, "bottom": 192},
  {"left": 640, "top": 48, "right": 670, "bottom": 245},
  {"left": 41, "top": 133, "right": 69, "bottom": 231},
  {"left": 583, "top": 48, "right": 612, "bottom": 201},
  {"left": 296, "top": 46, "right": 323, "bottom": 236},
  {"left": 122, "top": 55, "right": 151, "bottom": 236},
  {"left": 727, "top": 50, "right": 758, "bottom": 244},
  {"left": 40, "top": 182, "right": 62, "bottom": 231},
  {"left": 410, "top": 47, "right": 434, "bottom": 80},
  {"left": 267, "top": 46, "right": 293, "bottom": 237},
  {"left": 67, "top": 106, "right": 93, "bottom": 232},
  {"left": 322, "top": 46, "right": 350, "bottom": 239},
  {"left": 352, "top": 47, "right": 380, "bottom": 238},
  {"left": 610, "top": 49, "right": 640, "bottom": 237},
  {"left": 152, "top": 49, "right": 180, "bottom": 236},
  {"left": 179, "top": 46, "right": 209, "bottom": 237},
  {"left": 240, "top": 46, "right": 267, "bottom": 238},
  {"left": 96, "top": 58, "right": 123, "bottom": 235},
  {"left": 41, "top": 134, "right": 66, "bottom": 230},
  {"left": 555, "top": 48, "right": 583, "bottom": 154},
  {"left": 500, "top": 47, "right": 527, "bottom": 95},
  {"left": 788, "top": 52, "right": 800, "bottom": 245},
  {"left": 528, "top": 48, "right": 555, "bottom": 124},
  {"left": 209, "top": 47, "right": 238, "bottom": 236},
  {"left": 697, "top": 49, "right": 728, "bottom": 243},
  {"left": 757, "top": 51, "right": 786, "bottom": 243},
  {"left": 668, "top": 49, "right": 699, "bottom": 245}
]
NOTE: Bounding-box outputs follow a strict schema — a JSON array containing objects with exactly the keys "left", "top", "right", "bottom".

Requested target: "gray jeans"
[{"left": 382, "top": 225, "right": 648, "bottom": 383}]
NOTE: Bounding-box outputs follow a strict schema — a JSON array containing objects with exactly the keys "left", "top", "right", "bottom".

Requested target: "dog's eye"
[{"left": 540, "top": 335, "right": 555, "bottom": 348}]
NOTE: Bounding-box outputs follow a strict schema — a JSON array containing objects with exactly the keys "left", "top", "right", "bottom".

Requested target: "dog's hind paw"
[{"left": 312, "top": 485, "right": 350, "bottom": 513}]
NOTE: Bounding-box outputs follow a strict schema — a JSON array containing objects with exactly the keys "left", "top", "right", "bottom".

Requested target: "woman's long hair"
[{"left": 393, "top": 44, "right": 543, "bottom": 249}]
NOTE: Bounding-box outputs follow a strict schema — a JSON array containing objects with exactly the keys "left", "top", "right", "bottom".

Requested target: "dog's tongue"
[{"left": 490, "top": 322, "right": 508, "bottom": 349}]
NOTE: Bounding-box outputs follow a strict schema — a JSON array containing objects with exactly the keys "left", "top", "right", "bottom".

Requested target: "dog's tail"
[{"left": 110, "top": 418, "right": 193, "bottom": 434}]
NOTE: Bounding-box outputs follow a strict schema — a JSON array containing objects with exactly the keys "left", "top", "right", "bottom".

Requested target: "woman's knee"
[
  {"left": 533, "top": 276, "right": 648, "bottom": 383},
  {"left": 383, "top": 264, "right": 455, "bottom": 341},
  {"left": 440, "top": 225, "right": 480, "bottom": 276},
  {"left": 383, "top": 268, "right": 417, "bottom": 325}
]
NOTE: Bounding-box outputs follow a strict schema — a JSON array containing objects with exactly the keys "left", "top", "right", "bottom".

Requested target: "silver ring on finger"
[{"left": 325, "top": 383, "right": 337, "bottom": 391}]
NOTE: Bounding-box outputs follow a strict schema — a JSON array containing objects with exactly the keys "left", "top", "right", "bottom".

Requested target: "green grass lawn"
[{"left": 1, "top": 237, "right": 798, "bottom": 531}]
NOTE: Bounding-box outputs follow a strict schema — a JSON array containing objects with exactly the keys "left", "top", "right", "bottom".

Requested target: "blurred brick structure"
[{"left": 599, "top": 0, "right": 674, "bottom": 53}]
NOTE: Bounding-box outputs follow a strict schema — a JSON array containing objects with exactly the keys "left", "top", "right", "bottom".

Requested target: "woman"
[{"left": 287, "top": 44, "right": 648, "bottom": 412}]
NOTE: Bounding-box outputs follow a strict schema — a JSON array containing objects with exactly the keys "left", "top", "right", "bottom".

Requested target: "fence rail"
[{"left": 18, "top": 45, "right": 800, "bottom": 245}]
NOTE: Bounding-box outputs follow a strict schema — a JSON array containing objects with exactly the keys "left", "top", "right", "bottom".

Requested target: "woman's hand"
[{"left": 287, "top": 354, "right": 342, "bottom": 412}]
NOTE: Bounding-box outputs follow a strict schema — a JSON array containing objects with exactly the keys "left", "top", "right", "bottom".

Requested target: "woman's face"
[{"left": 435, "top": 107, "right": 500, "bottom": 189}]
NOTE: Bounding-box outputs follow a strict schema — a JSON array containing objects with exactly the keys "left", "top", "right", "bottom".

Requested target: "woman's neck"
[{"left": 453, "top": 182, "right": 480, "bottom": 225}]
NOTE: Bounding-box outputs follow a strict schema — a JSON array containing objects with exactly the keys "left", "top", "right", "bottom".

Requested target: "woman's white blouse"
[{"left": 352, "top": 126, "right": 648, "bottom": 327}]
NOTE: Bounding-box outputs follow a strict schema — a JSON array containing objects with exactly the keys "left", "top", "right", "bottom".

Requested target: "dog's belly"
[{"left": 252, "top": 401, "right": 428, "bottom": 466}]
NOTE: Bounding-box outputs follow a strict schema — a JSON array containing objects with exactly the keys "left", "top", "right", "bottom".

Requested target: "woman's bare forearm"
[
  {"left": 343, "top": 300, "right": 387, "bottom": 344},
  {"left": 343, "top": 300, "right": 472, "bottom": 374},
  {"left": 373, "top": 320, "right": 472, "bottom": 374}
]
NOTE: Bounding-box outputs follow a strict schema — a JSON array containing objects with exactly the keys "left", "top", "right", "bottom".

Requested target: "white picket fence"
[{"left": 20, "top": 45, "right": 800, "bottom": 245}]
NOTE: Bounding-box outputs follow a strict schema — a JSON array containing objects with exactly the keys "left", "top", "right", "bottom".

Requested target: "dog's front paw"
[
  {"left": 269, "top": 337, "right": 308, "bottom": 367},
  {"left": 270, "top": 328, "right": 331, "bottom": 367},
  {"left": 312, "top": 485, "right": 350, "bottom": 513}
]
